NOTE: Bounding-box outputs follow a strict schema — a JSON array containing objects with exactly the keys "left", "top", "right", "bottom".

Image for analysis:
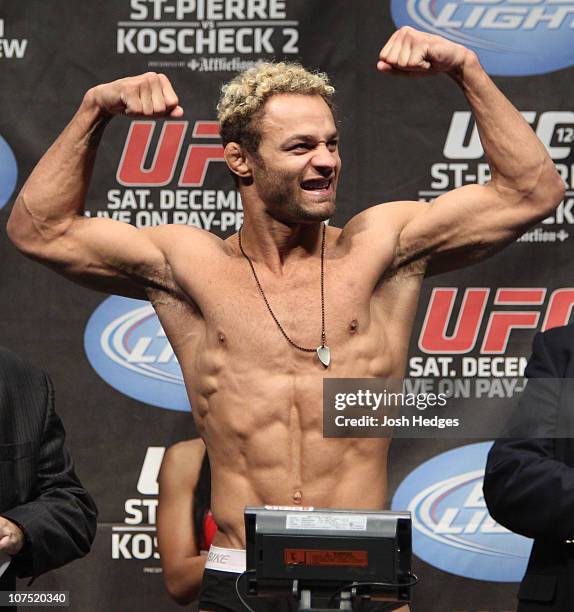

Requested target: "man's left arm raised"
[{"left": 375, "top": 27, "right": 565, "bottom": 276}]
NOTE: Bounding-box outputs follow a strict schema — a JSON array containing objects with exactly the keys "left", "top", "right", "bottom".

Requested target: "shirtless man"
[{"left": 7, "top": 26, "right": 564, "bottom": 611}]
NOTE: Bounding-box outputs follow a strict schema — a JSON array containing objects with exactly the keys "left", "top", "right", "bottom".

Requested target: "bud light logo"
[
  {"left": 0, "top": 135, "right": 18, "bottom": 210},
  {"left": 391, "top": 1, "right": 574, "bottom": 76},
  {"left": 84, "top": 296, "right": 190, "bottom": 411},
  {"left": 391, "top": 442, "right": 532, "bottom": 581}
]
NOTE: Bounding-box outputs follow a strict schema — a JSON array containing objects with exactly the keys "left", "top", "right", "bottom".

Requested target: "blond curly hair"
[{"left": 217, "top": 62, "right": 335, "bottom": 155}]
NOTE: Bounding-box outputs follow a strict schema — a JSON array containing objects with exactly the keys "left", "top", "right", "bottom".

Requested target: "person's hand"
[
  {"left": 86, "top": 72, "right": 184, "bottom": 118},
  {"left": 0, "top": 517, "right": 25, "bottom": 556},
  {"left": 377, "top": 27, "right": 474, "bottom": 76}
]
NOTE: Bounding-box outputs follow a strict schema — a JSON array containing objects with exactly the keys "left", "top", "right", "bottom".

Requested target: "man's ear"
[{"left": 224, "top": 142, "right": 252, "bottom": 180}]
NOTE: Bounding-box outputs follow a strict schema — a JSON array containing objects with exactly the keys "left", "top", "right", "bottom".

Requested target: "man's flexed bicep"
[
  {"left": 396, "top": 179, "right": 559, "bottom": 276},
  {"left": 7, "top": 72, "right": 186, "bottom": 298},
  {"left": 9, "top": 208, "right": 178, "bottom": 298},
  {"left": 377, "top": 27, "right": 565, "bottom": 276}
]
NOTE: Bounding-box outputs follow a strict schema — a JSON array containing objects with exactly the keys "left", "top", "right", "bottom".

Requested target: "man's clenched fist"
[
  {"left": 0, "top": 516, "right": 25, "bottom": 556},
  {"left": 87, "top": 72, "right": 183, "bottom": 118},
  {"left": 377, "top": 26, "right": 474, "bottom": 76}
]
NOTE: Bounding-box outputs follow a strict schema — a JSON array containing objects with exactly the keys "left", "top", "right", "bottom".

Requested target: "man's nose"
[{"left": 311, "top": 143, "right": 337, "bottom": 171}]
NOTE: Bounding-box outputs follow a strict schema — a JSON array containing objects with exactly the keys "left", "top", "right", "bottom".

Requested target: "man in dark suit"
[
  {"left": 483, "top": 324, "right": 574, "bottom": 611},
  {"left": 0, "top": 346, "right": 97, "bottom": 602}
]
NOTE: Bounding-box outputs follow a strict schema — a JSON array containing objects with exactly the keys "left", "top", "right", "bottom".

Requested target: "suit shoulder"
[
  {"left": 0, "top": 347, "right": 53, "bottom": 414},
  {"left": 531, "top": 324, "right": 574, "bottom": 376},
  {"left": 0, "top": 346, "right": 44, "bottom": 376},
  {"left": 539, "top": 323, "right": 574, "bottom": 352}
]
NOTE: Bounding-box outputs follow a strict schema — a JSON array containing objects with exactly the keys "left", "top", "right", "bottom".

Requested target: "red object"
[
  {"left": 284, "top": 548, "right": 368, "bottom": 567},
  {"left": 202, "top": 511, "right": 217, "bottom": 551}
]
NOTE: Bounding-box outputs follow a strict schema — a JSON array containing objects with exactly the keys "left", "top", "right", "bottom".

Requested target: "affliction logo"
[
  {"left": 391, "top": 0, "right": 574, "bottom": 76},
  {"left": 86, "top": 119, "right": 243, "bottom": 233},
  {"left": 117, "top": 0, "right": 300, "bottom": 72}
]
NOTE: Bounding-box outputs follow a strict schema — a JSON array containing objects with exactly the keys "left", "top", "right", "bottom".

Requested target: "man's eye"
[
  {"left": 328, "top": 140, "right": 339, "bottom": 151},
  {"left": 290, "top": 143, "right": 310, "bottom": 151}
]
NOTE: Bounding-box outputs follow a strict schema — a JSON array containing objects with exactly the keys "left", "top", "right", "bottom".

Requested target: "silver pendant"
[{"left": 317, "top": 345, "right": 331, "bottom": 367}]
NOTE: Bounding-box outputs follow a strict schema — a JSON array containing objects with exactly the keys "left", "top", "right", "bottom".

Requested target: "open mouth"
[{"left": 300, "top": 178, "right": 332, "bottom": 192}]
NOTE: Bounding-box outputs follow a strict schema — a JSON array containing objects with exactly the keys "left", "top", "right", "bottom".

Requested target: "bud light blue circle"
[
  {"left": 84, "top": 296, "right": 191, "bottom": 411},
  {"left": 391, "top": 0, "right": 574, "bottom": 76},
  {"left": 391, "top": 442, "right": 532, "bottom": 582},
  {"left": 0, "top": 136, "right": 18, "bottom": 210}
]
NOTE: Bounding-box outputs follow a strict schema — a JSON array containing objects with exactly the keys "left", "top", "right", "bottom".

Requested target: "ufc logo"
[
  {"left": 117, "top": 120, "right": 224, "bottom": 187},
  {"left": 419, "top": 288, "right": 574, "bottom": 354},
  {"left": 444, "top": 111, "right": 574, "bottom": 161},
  {"left": 136, "top": 447, "right": 165, "bottom": 495}
]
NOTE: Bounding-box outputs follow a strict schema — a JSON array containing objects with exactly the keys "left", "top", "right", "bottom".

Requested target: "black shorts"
[
  {"left": 198, "top": 569, "right": 297, "bottom": 611},
  {"left": 197, "top": 568, "right": 408, "bottom": 612}
]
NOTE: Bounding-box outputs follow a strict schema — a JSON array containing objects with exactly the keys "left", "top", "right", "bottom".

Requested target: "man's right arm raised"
[{"left": 7, "top": 73, "right": 189, "bottom": 299}]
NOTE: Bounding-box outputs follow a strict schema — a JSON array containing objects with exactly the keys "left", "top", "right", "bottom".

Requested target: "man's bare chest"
[
  {"left": 204, "top": 260, "right": 371, "bottom": 345},
  {"left": 152, "top": 246, "right": 424, "bottom": 375}
]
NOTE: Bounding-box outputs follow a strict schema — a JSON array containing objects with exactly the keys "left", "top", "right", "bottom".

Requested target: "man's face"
[{"left": 247, "top": 93, "right": 341, "bottom": 223}]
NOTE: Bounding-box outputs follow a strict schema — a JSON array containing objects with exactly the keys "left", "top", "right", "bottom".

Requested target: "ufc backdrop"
[{"left": 0, "top": 0, "right": 573, "bottom": 611}]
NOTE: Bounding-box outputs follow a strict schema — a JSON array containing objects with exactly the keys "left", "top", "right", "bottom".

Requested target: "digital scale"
[{"left": 244, "top": 507, "right": 415, "bottom": 611}]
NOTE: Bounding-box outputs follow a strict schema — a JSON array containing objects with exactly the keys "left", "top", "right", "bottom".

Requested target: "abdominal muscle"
[
  {"left": 183, "top": 339, "right": 396, "bottom": 550},
  {"left": 150, "top": 241, "right": 421, "bottom": 551}
]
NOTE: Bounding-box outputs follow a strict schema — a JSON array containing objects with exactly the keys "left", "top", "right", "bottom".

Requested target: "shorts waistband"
[{"left": 205, "top": 545, "right": 246, "bottom": 574}]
